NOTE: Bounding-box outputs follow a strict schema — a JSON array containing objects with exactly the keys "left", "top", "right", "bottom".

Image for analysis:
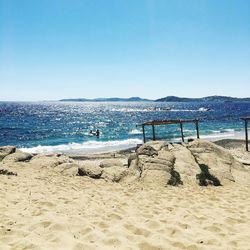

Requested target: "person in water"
[
  {"left": 96, "top": 129, "right": 100, "bottom": 137},
  {"left": 89, "top": 129, "right": 100, "bottom": 137}
]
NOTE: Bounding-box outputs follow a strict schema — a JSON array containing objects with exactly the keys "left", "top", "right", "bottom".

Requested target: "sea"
[{"left": 0, "top": 101, "right": 249, "bottom": 154}]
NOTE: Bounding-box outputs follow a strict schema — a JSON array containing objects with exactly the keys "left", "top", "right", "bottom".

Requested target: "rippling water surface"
[{"left": 0, "top": 101, "right": 249, "bottom": 153}]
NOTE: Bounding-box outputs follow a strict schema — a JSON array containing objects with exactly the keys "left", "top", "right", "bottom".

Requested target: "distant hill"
[
  {"left": 60, "top": 95, "right": 250, "bottom": 103},
  {"left": 60, "top": 97, "right": 152, "bottom": 102},
  {"left": 155, "top": 96, "right": 250, "bottom": 102}
]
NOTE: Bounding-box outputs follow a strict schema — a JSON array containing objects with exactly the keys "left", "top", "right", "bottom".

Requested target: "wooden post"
[
  {"left": 142, "top": 125, "right": 146, "bottom": 143},
  {"left": 244, "top": 119, "right": 249, "bottom": 151},
  {"left": 195, "top": 120, "right": 200, "bottom": 139},
  {"left": 180, "top": 121, "right": 184, "bottom": 142},
  {"left": 152, "top": 124, "right": 156, "bottom": 141}
]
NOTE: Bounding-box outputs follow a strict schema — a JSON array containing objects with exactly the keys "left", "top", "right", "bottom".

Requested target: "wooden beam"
[
  {"left": 152, "top": 125, "right": 156, "bottom": 141},
  {"left": 140, "top": 119, "right": 201, "bottom": 144},
  {"left": 142, "top": 125, "right": 146, "bottom": 143},
  {"left": 195, "top": 120, "right": 200, "bottom": 139},
  {"left": 180, "top": 122, "right": 184, "bottom": 142},
  {"left": 142, "top": 119, "right": 199, "bottom": 126},
  {"left": 245, "top": 119, "right": 249, "bottom": 151}
]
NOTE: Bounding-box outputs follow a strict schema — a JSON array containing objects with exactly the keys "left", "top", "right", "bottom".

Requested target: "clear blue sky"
[{"left": 0, "top": 0, "right": 249, "bottom": 101}]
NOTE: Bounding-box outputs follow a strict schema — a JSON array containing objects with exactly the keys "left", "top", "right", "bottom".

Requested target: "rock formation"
[
  {"left": 0, "top": 140, "right": 249, "bottom": 187},
  {"left": 124, "top": 140, "right": 250, "bottom": 187},
  {"left": 3, "top": 150, "right": 32, "bottom": 163},
  {"left": 0, "top": 146, "right": 16, "bottom": 161}
]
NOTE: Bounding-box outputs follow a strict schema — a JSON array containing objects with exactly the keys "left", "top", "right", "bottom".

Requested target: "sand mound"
[{"left": 1, "top": 143, "right": 250, "bottom": 249}]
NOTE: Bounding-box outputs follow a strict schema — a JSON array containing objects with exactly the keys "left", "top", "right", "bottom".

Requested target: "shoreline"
[{"left": 18, "top": 129, "right": 246, "bottom": 155}]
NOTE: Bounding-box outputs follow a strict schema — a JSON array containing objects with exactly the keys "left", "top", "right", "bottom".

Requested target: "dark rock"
[{"left": 0, "top": 169, "right": 17, "bottom": 176}]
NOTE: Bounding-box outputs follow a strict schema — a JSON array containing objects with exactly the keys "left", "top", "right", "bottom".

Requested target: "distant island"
[
  {"left": 60, "top": 95, "right": 250, "bottom": 103},
  {"left": 60, "top": 97, "right": 152, "bottom": 102},
  {"left": 155, "top": 96, "right": 250, "bottom": 102}
]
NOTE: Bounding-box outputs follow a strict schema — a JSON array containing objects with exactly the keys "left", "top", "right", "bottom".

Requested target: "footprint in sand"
[
  {"left": 48, "top": 223, "right": 68, "bottom": 232},
  {"left": 28, "top": 220, "right": 52, "bottom": 231},
  {"left": 72, "top": 242, "right": 95, "bottom": 250},
  {"left": 145, "top": 220, "right": 160, "bottom": 230},
  {"left": 79, "top": 226, "right": 93, "bottom": 236},
  {"left": 171, "top": 241, "right": 188, "bottom": 249},
  {"left": 97, "top": 221, "right": 109, "bottom": 229},
  {"left": 177, "top": 222, "right": 191, "bottom": 230},
  {"left": 124, "top": 223, "right": 151, "bottom": 237},
  {"left": 204, "top": 225, "right": 222, "bottom": 233},
  {"left": 37, "top": 201, "right": 56, "bottom": 208},
  {"left": 137, "top": 241, "right": 162, "bottom": 250},
  {"left": 225, "top": 217, "right": 241, "bottom": 225},
  {"left": 102, "top": 237, "right": 122, "bottom": 246},
  {"left": 108, "top": 213, "right": 123, "bottom": 220},
  {"left": 185, "top": 244, "right": 199, "bottom": 250}
]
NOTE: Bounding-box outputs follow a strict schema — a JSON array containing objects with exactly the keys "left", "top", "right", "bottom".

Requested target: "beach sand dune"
[
  {"left": 1, "top": 140, "right": 250, "bottom": 250},
  {"left": 1, "top": 164, "right": 250, "bottom": 250}
]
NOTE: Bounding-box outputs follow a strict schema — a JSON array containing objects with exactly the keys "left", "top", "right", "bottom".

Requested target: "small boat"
[{"left": 199, "top": 107, "right": 211, "bottom": 112}]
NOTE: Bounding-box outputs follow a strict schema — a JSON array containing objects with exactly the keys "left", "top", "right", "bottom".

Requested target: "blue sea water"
[{"left": 0, "top": 101, "right": 249, "bottom": 154}]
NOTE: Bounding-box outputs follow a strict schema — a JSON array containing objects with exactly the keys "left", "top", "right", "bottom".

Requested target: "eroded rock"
[
  {"left": 187, "top": 140, "right": 236, "bottom": 185},
  {"left": 78, "top": 163, "right": 103, "bottom": 179},
  {"left": 54, "top": 163, "right": 79, "bottom": 176},
  {"left": 170, "top": 144, "right": 200, "bottom": 185},
  {"left": 123, "top": 143, "right": 182, "bottom": 186},
  {"left": 123, "top": 140, "right": 248, "bottom": 187},
  {"left": 29, "top": 154, "right": 72, "bottom": 168},
  {"left": 128, "top": 153, "right": 137, "bottom": 167},
  {"left": 101, "top": 166, "right": 128, "bottom": 182},
  {"left": 0, "top": 146, "right": 16, "bottom": 161},
  {"left": 100, "top": 159, "right": 123, "bottom": 168},
  {"left": 3, "top": 150, "right": 33, "bottom": 163}
]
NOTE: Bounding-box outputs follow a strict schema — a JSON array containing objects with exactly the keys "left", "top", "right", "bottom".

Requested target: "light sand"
[{"left": 1, "top": 142, "right": 250, "bottom": 250}]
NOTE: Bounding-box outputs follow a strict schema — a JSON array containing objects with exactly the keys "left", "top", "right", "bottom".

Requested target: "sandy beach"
[
  {"left": 2, "top": 0, "right": 249, "bottom": 248},
  {"left": 1, "top": 139, "right": 250, "bottom": 250}
]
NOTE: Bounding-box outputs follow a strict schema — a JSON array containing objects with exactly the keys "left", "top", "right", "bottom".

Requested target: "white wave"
[
  {"left": 200, "top": 133, "right": 235, "bottom": 140},
  {"left": 210, "top": 129, "right": 235, "bottom": 134},
  {"left": 183, "top": 129, "right": 195, "bottom": 132},
  {"left": 96, "top": 121, "right": 108, "bottom": 127},
  {"left": 170, "top": 109, "right": 197, "bottom": 112},
  {"left": 211, "top": 130, "right": 221, "bottom": 133},
  {"left": 129, "top": 129, "right": 142, "bottom": 135},
  {"left": 110, "top": 108, "right": 148, "bottom": 112},
  {"left": 109, "top": 108, "right": 199, "bottom": 113},
  {"left": 20, "top": 139, "right": 142, "bottom": 154},
  {"left": 187, "top": 129, "right": 244, "bottom": 141},
  {"left": 82, "top": 132, "right": 95, "bottom": 136},
  {"left": 222, "top": 128, "right": 235, "bottom": 132}
]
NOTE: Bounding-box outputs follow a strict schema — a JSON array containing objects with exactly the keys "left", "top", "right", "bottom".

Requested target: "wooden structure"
[
  {"left": 241, "top": 117, "right": 250, "bottom": 151},
  {"left": 141, "top": 119, "right": 200, "bottom": 143}
]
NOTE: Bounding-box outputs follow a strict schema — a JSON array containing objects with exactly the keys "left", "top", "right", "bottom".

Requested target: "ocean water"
[{"left": 0, "top": 101, "right": 249, "bottom": 154}]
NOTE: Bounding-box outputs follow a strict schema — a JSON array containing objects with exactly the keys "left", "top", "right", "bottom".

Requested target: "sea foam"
[
  {"left": 129, "top": 129, "right": 142, "bottom": 135},
  {"left": 20, "top": 138, "right": 142, "bottom": 154}
]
